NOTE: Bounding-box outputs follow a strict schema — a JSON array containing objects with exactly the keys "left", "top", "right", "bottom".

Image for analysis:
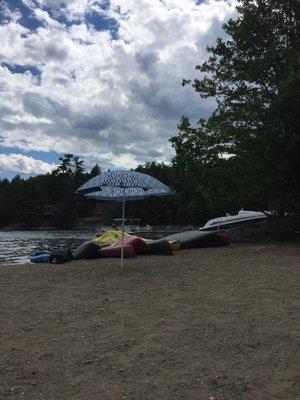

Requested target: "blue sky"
[{"left": 0, "top": 0, "right": 236, "bottom": 178}]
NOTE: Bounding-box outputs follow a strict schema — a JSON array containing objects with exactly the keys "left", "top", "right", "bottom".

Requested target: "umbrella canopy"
[
  {"left": 76, "top": 170, "right": 174, "bottom": 199},
  {"left": 76, "top": 170, "right": 175, "bottom": 267}
]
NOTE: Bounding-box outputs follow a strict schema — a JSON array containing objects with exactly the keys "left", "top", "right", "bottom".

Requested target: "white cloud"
[
  {"left": 0, "top": 0, "right": 237, "bottom": 170},
  {"left": 0, "top": 153, "right": 56, "bottom": 174}
]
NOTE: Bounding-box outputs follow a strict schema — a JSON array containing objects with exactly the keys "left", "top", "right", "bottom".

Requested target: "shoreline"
[{"left": 0, "top": 225, "right": 195, "bottom": 232}]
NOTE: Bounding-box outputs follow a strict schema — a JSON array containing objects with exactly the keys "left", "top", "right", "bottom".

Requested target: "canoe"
[
  {"left": 97, "top": 244, "right": 136, "bottom": 258},
  {"left": 113, "top": 235, "right": 150, "bottom": 254},
  {"left": 162, "top": 230, "right": 228, "bottom": 249}
]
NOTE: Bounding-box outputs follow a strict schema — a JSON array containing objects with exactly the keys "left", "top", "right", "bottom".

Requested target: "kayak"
[{"left": 30, "top": 253, "right": 50, "bottom": 263}]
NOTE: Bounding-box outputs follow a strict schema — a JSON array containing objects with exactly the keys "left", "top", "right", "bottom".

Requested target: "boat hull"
[{"left": 199, "top": 216, "right": 267, "bottom": 231}]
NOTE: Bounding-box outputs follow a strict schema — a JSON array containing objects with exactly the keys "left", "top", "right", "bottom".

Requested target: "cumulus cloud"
[
  {"left": 0, "top": 153, "right": 56, "bottom": 174},
  {"left": 0, "top": 0, "right": 237, "bottom": 171}
]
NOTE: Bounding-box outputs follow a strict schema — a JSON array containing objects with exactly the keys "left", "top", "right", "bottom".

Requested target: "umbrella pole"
[{"left": 121, "top": 188, "right": 126, "bottom": 268}]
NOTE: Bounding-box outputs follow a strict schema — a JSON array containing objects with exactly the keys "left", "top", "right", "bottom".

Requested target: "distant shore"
[
  {"left": 0, "top": 225, "right": 194, "bottom": 233},
  {"left": 1, "top": 243, "right": 299, "bottom": 399},
  {"left": 0, "top": 225, "right": 60, "bottom": 231}
]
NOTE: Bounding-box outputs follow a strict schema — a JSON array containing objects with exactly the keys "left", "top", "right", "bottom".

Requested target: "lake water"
[
  {"left": 0, "top": 230, "right": 100, "bottom": 266},
  {"left": 0, "top": 229, "right": 168, "bottom": 266}
]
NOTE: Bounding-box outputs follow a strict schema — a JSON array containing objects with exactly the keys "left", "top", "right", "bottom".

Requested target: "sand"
[{"left": 0, "top": 243, "right": 299, "bottom": 400}]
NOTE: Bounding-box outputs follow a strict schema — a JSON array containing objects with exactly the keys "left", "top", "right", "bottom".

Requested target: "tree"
[
  {"left": 54, "top": 154, "right": 74, "bottom": 175},
  {"left": 90, "top": 163, "right": 101, "bottom": 177},
  {"left": 53, "top": 154, "right": 85, "bottom": 177},
  {"left": 131, "top": 162, "right": 177, "bottom": 225},
  {"left": 73, "top": 156, "right": 85, "bottom": 177},
  {"left": 0, "top": 178, "right": 13, "bottom": 227},
  {"left": 171, "top": 0, "right": 300, "bottom": 213}
]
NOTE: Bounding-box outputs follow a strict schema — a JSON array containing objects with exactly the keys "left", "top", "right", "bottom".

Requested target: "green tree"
[
  {"left": 0, "top": 178, "right": 13, "bottom": 227},
  {"left": 90, "top": 163, "right": 101, "bottom": 177},
  {"left": 0, "top": 156, "right": 94, "bottom": 229},
  {"left": 73, "top": 156, "right": 84, "bottom": 176},
  {"left": 54, "top": 154, "right": 73, "bottom": 175},
  {"left": 130, "top": 162, "right": 176, "bottom": 225},
  {"left": 171, "top": 0, "right": 300, "bottom": 213},
  {"left": 53, "top": 154, "right": 85, "bottom": 178}
]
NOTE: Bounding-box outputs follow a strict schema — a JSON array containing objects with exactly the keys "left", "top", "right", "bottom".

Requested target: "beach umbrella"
[{"left": 76, "top": 170, "right": 175, "bottom": 268}]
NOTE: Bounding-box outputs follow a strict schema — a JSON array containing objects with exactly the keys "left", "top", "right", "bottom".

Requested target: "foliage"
[
  {"left": 0, "top": 155, "right": 95, "bottom": 229},
  {"left": 171, "top": 0, "right": 300, "bottom": 214},
  {"left": 0, "top": 158, "right": 179, "bottom": 228},
  {"left": 265, "top": 215, "right": 299, "bottom": 241},
  {"left": 90, "top": 163, "right": 101, "bottom": 177}
]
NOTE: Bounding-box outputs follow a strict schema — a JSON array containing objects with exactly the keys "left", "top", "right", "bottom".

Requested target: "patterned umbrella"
[{"left": 76, "top": 170, "right": 175, "bottom": 267}]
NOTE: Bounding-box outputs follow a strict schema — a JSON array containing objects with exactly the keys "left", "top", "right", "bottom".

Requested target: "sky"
[{"left": 0, "top": 0, "right": 237, "bottom": 177}]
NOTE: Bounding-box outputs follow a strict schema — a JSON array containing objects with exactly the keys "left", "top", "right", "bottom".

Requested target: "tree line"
[
  {"left": 0, "top": 0, "right": 299, "bottom": 229},
  {"left": 0, "top": 156, "right": 179, "bottom": 228}
]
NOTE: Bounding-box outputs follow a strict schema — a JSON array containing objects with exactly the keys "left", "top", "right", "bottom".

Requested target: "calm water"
[
  {"left": 0, "top": 230, "right": 100, "bottom": 266},
  {"left": 0, "top": 229, "right": 180, "bottom": 266}
]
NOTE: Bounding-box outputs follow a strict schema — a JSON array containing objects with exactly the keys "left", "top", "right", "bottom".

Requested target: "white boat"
[
  {"left": 199, "top": 209, "right": 270, "bottom": 231},
  {"left": 112, "top": 218, "right": 142, "bottom": 233}
]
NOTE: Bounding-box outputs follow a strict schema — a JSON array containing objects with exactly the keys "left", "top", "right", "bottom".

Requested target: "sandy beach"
[{"left": 0, "top": 243, "right": 299, "bottom": 400}]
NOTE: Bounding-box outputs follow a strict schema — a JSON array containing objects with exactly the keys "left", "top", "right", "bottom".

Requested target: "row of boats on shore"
[{"left": 28, "top": 210, "right": 272, "bottom": 264}]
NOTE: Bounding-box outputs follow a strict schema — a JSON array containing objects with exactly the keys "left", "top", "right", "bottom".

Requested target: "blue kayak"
[{"left": 30, "top": 253, "right": 50, "bottom": 263}]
